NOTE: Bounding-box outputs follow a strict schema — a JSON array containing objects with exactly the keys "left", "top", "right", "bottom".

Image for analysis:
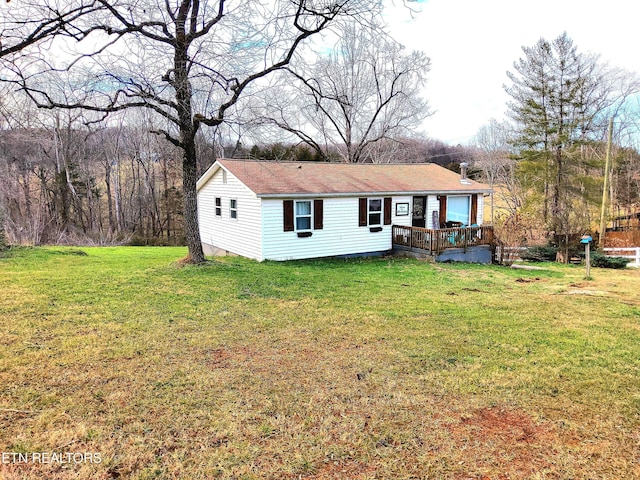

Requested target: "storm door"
[{"left": 412, "top": 196, "right": 427, "bottom": 227}]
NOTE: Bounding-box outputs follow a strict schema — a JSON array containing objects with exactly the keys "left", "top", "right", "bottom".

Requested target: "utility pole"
[{"left": 598, "top": 117, "right": 614, "bottom": 251}]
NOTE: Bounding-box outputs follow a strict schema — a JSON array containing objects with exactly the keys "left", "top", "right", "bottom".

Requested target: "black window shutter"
[
  {"left": 283, "top": 200, "right": 294, "bottom": 231},
  {"left": 358, "top": 198, "right": 367, "bottom": 226},
  {"left": 439, "top": 195, "right": 447, "bottom": 227},
  {"left": 470, "top": 194, "right": 478, "bottom": 225},
  {"left": 313, "top": 199, "right": 323, "bottom": 230},
  {"left": 383, "top": 197, "right": 392, "bottom": 225}
]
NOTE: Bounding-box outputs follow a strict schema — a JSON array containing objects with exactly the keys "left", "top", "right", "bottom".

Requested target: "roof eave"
[
  {"left": 196, "top": 161, "right": 222, "bottom": 192},
  {"left": 258, "top": 189, "right": 493, "bottom": 199}
]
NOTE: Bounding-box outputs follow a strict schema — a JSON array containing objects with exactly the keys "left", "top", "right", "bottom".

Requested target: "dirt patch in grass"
[
  {"left": 514, "top": 277, "right": 541, "bottom": 283},
  {"left": 204, "top": 346, "right": 252, "bottom": 369},
  {"left": 445, "top": 406, "right": 557, "bottom": 478},
  {"left": 457, "top": 406, "right": 550, "bottom": 444}
]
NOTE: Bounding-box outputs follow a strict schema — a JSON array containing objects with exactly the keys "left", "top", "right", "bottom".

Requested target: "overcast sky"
[{"left": 386, "top": 0, "right": 640, "bottom": 145}]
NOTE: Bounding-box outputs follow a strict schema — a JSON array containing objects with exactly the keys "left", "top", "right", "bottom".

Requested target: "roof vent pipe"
[{"left": 460, "top": 162, "right": 470, "bottom": 184}]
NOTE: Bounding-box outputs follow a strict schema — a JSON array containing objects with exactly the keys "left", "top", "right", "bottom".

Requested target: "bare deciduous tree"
[
  {"left": 471, "top": 118, "right": 520, "bottom": 223},
  {"left": 6, "top": 0, "right": 378, "bottom": 262},
  {"left": 0, "top": 97, "right": 188, "bottom": 247},
  {"left": 1, "top": 0, "right": 100, "bottom": 248},
  {"left": 256, "top": 22, "right": 431, "bottom": 163}
]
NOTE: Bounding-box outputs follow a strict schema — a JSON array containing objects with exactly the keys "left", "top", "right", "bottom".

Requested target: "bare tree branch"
[
  {"left": 0, "top": 2, "right": 100, "bottom": 58},
  {"left": 3, "top": 0, "right": 383, "bottom": 261},
  {"left": 255, "top": 22, "right": 431, "bottom": 163}
]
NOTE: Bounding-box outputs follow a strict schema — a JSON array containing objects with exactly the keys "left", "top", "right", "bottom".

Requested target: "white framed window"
[
  {"left": 229, "top": 198, "right": 238, "bottom": 219},
  {"left": 215, "top": 197, "right": 222, "bottom": 216},
  {"left": 447, "top": 195, "right": 470, "bottom": 226},
  {"left": 368, "top": 198, "right": 382, "bottom": 226},
  {"left": 295, "top": 200, "right": 312, "bottom": 231}
]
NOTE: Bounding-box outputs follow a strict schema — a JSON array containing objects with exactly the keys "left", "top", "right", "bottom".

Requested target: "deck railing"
[{"left": 392, "top": 224, "right": 495, "bottom": 255}]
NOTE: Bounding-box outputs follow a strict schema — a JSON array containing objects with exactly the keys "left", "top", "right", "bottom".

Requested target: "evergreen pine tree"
[{"left": 505, "top": 32, "right": 607, "bottom": 260}]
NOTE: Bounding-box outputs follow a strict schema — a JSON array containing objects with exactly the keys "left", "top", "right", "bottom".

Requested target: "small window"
[
  {"left": 222, "top": 170, "right": 228, "bottom": 184},
  {"left": 284, "top": 199, "right": 323, "bottom": 232},
  {"left": 215, "top": 197, "right": 222, "bottom": 216},
  {"left": 295, "top": 200, "right": 312, "bottom": 231},
  {"left": 230, "top": 199, "right": 238, "bottom": 219},
  {"left": 368, "top": 198, "right": 382, "bottom": 226}
]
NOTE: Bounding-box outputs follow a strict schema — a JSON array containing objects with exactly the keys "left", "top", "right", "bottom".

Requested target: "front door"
[{"left": 412, "top": 196, "right": 426, "bottom": 227}]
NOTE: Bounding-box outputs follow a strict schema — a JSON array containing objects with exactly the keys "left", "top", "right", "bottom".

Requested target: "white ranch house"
[{"left": 196, "top": 159, "right": 493, "bottom": 262}]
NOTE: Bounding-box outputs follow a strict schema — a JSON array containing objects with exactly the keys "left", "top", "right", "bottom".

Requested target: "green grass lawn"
[{"left": 1, "top": 247, "right": 639, "bottom": 479}]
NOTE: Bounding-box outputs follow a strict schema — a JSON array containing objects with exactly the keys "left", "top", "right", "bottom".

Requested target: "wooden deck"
[{"left": 392, "top": 224, "right": 495, "bottom": 255}]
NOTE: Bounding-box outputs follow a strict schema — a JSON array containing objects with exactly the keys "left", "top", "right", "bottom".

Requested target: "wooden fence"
[
  {"left": 604, "top": 230, "right": 640, "bottom": 248},
  {"left": 392, "top": 225, "right": 494, "bottom": 255},
  {"left": 604, "top": 247, "right": 640, "bottom": 268}
]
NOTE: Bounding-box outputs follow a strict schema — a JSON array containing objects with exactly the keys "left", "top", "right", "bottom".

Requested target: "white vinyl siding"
[
  {"left": 262, "top": 196, "right": 411, "bottom": 261},
  {"left": 426, "top": 195, "right": 440, "bottom": 229},
  {"left": 393, "top": 197, "right": 413, "bottom": 227},
  {"left": 197, "top": 168, "right": 263, "bottom": 260},
  {"left": 476, "top": 195, "right": 484, "bottom": 225}
]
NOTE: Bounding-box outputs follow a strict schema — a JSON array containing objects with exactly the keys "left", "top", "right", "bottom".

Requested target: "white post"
[
  {"left": 585, "top": 242, "right": 591, "bottom": 278},
  {"left": 581, "top": 235, "right": 593, "bottom": 278}
]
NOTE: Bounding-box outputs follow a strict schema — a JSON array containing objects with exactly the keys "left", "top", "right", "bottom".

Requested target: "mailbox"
[{"left": 580, "top": 235, "right": 592, "bottom": 244}]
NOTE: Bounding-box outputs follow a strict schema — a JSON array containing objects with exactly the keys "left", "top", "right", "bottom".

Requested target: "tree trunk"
[
  {"left": 553, "top": 146, "right": 569, "bottom": 263},
  {"left": 114, "top": 158, "right": 123, "bottom": 233},
  {"left": 162, "top": 158, "right": 171, "bottom": 242},
  {"left": 53, "top": 129, "right": 70, "bottom": 234},
  {"left": 174, "top": 26, "right": 205, "bottom": 263},
  {"left": 105, "top": 162, "right": 115, "bottom": 236},
  {"left": 182, "top": 136, "right": 205, "bottom": 263},
  {"left": 0, "top": 199, "right": 7, "bottom": 251}
]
